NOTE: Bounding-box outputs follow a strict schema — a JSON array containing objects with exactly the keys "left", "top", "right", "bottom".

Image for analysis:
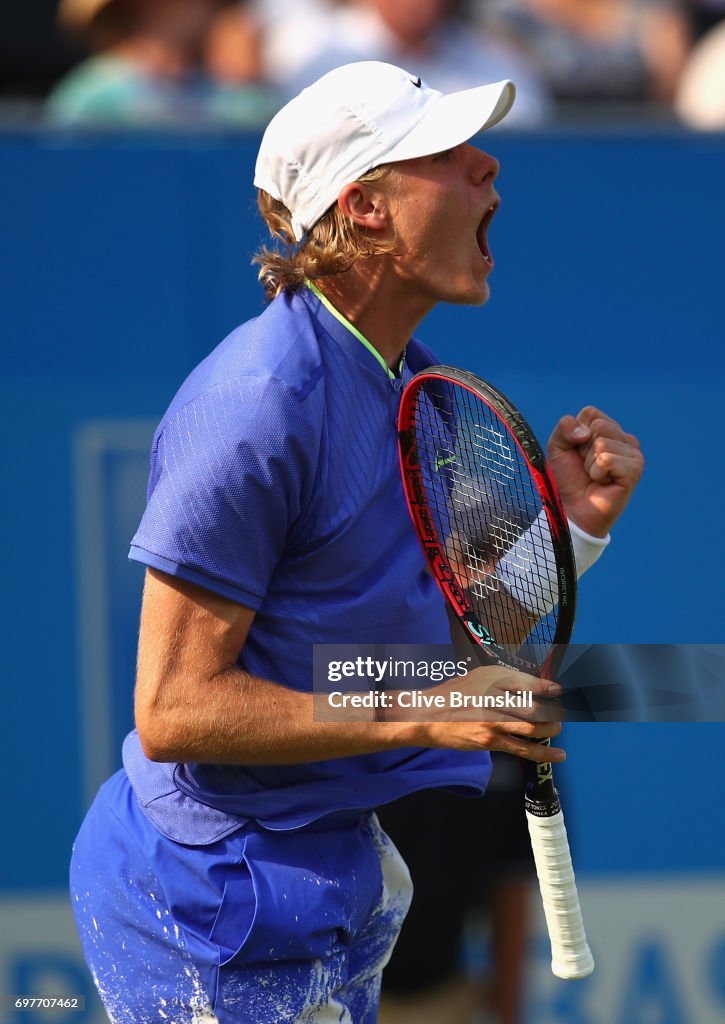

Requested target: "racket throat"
[
  {"left": 525, "top": 787, "right": 562, "bottom": 817},
  {"left": 519, "top": 736, "right": 560, "bottom": 811}
]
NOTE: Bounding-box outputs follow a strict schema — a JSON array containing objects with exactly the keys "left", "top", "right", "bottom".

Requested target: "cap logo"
[{"left": 410, "top": 76, "right": 422, "bottom": 88}]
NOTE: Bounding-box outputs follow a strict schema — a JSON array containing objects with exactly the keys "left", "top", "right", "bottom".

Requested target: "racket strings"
[{"left": 412, "top": 381, "right": 560, "bottom": 661}]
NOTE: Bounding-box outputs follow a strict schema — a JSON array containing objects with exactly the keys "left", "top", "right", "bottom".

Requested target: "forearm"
[
  {"left": 137, "top": 663, "right": 421, "bottom": 764},
  {"left": 137, "top": 662, "right": 564, "bottom": 765}
]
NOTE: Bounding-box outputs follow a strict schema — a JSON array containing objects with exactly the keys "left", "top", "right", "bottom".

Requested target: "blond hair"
[{"left": 253, "top": 165, "right": 398, "bottom": 300}]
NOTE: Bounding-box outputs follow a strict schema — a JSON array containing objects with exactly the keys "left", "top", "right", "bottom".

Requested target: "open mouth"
[{"left": 476, "top": 205, "right": 497, "bottom": 265}]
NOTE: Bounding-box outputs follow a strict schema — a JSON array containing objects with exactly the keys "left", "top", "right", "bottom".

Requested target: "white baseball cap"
[{"left": 254, "top": 61, "right": 516, "bottom": 241}]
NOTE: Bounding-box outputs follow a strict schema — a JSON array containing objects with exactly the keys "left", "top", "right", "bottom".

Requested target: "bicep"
[{"left": 135, "top": 568, "right": 255, "bottom": 722}]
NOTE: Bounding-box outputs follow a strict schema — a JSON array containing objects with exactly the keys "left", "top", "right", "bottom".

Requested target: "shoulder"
[
  {"left": 167, "top": 292, "right": 324, "bottom": 417},
  {"left": 155, "top": 291, "right": 326, "bottom": 453}
]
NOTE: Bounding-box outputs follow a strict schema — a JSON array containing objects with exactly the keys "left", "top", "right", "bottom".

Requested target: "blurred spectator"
[
  {"left": 475, "top": 0, "right": 691, "bottom": 106},
  {"left": 684, "top": 0, "right": 725, "bottom": 38},
  {"left": 675, "top": 18, "right": 725, "bottom": 126},
  {"left": 0, "top": 0, "right": 88, "bottom": 105},
  {"left": 46, "top": 0, "right": 276, "bottom": 126},
  {"left": 238, "top": 0, "right": 341, "bottom": 92},
  {"left": 204, "top": 2, "right": 266, "bottom": 86},
  {"left": 250, "top": 0, "right": 552, "bottom": 128}
]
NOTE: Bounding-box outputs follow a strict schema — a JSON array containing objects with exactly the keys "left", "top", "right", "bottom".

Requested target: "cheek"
[{"left": 395, "top": 210, "right": 434, "bottom": 257}]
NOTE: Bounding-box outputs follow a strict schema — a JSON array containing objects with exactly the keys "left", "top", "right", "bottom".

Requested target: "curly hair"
[{"left": 252, "top": 165, "right": 399, "bottom": 300}]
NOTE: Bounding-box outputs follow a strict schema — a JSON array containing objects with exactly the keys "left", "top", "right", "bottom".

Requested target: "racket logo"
[
  {"left": 559, "top": 566, "right": 569, "bottom": 606},
  {"left": 465, "top": 619, "right": 497, "bottom": 646},
  {"left": 433, "top": 453, "right": 456, "bottom": 472}
]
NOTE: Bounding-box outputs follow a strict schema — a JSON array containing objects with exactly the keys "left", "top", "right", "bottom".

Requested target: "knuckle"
[
  {"left": 591, "top": 415, "right": 619, "bottom": 436},
  {"left": 577, "top": 405, "right": 600, "bottom": 420}
]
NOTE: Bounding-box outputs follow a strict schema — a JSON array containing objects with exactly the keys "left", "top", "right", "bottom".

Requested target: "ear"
[{"left": 337, "top": 181, "right": 390, "bottom": 233}]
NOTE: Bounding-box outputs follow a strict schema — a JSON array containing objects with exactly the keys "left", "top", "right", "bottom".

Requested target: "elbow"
[
  {"left": 134, "top": 661, "right": 193, "bottom": 762},
  {"left": 135, "top": 693, "right": 188, "bottom": 763},
  {"left": 137, "top": 729, "right": 176, "bottom": 763},
  {"left": 136, "top": 714, "right": 178, "bottom": 763}
]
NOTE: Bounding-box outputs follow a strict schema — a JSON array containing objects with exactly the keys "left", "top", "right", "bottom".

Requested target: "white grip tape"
[
  {"left": 496, "top": 511, "right": 610, "bottom": 618},
  {"left": 526, "top": 808, "right": 595, "bottom": 980}
]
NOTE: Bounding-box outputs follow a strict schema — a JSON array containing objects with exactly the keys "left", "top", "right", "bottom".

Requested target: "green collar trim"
[{"left": 305, "top": 280, "right": 403, "bottom": 379}]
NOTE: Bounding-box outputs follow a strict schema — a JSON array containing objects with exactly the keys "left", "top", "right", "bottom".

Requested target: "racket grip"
[{"left": 526, "top": 807, "right": 595, "bottom": 980}]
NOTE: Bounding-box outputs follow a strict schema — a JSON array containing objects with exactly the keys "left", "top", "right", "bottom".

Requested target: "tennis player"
[{"left": 70, "top": 61, "right": 643, "bottom": 1023}]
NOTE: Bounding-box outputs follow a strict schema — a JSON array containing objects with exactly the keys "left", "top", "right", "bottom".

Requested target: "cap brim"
[{"left": 381, "top": 80, "right": 515, "bottom": 165}]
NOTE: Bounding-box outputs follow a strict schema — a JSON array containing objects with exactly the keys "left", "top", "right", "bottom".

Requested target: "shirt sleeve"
[{"left": 129, "top": 375, "right": 319, "bottom": 608}]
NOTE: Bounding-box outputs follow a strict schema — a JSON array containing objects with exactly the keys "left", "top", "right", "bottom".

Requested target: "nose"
[{"left": 464, "top": 144, "right": 500, "bottom": 186}]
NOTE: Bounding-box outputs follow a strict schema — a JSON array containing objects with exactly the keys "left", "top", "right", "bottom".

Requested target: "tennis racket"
[{"left": 398, "top": 364, "right": 594, "bottom": 981}]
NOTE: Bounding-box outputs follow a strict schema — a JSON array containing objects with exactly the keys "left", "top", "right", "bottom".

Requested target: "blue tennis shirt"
[{"left": 126, "top": 284, "right": 491, "bottom": 842}]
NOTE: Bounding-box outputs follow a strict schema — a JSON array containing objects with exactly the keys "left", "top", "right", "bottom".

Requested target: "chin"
[
  {"left": 470, "top": 286, "right": 491, "bottom": 307},
  {"left": 445, "top": 280, "right": 490, "bottom": 307}
]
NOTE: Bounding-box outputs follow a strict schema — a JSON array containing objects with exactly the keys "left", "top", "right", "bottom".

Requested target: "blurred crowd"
[{"left": 2, "top": 0, "right": 725, "bottom": 128}]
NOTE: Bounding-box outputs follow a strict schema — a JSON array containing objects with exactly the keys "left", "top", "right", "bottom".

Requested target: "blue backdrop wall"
[{"left": 2, "top": 129, "right": 724, "bottom": 1022}]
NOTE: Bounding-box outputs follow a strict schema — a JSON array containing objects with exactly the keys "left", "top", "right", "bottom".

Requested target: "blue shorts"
[{"left": 70, "top": 771, "right": 413, "bottom": 1023}]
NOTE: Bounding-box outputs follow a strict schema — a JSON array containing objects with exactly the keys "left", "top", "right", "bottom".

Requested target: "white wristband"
[
  {"left": 495, "top": 511, "right": 610, "bottom": 618},
  {"left": 567, "top": 517, "right": 610, "bottom": 575},
  {"left": 495, "top": 510, "right": 557, "bottom": 618}
]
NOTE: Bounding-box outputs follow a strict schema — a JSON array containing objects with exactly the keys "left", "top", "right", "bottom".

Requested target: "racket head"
[{"left": 398, "top": 365, "right": 576, "bottom": 678}]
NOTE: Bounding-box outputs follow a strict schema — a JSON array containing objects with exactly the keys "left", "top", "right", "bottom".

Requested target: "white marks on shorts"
[
  {"left": 76, "top": 870, "right": 219, "bottom": 1024},
  {"left": 296, "top": 959, "right": 352, "bottom": 1024},
  {"left": 192, "top": 1002, "right": 219, "bottom": 1022},
  {"left": 351, "top": 814, "right": 413, "bottom": 1013}
]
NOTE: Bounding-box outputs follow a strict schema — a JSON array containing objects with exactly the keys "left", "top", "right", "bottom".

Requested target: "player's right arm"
[{"left": 134, "top": 568, "right": 564, "bottom": 766}]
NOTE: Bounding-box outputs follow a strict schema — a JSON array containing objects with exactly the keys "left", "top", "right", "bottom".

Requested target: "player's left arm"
[{"left": 547, "top": 406, "right": 644, "bottom": 537}]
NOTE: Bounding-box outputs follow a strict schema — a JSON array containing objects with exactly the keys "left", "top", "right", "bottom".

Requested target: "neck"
[{"left": 314, "top": 258, "right": 435, "bottom": 369}]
